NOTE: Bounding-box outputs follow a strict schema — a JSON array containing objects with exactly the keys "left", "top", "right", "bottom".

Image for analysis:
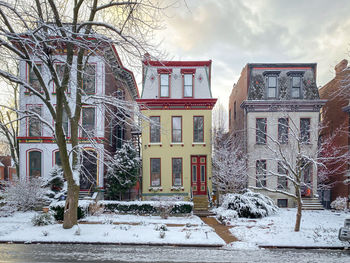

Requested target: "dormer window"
[
  {"left": 160, "top": 74, "right": 169, "bottom": 97},
  {"left": 291, "top": 76, "right": 301, "bottom": 98},
  {"left": 267, "top": 76, "right": 277, "bottom": 98},
  {"left": 183, "top": 74, "right": 193, "bottom": 97}
]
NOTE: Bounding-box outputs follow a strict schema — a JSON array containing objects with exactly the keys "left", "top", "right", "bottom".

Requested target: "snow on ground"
[
  {"left": 228, "top": 208, "right": 350, "bottom": 248},
  {"left": 83, "top": 213, "right": 203, "bottom": 225},
  {"left": 0, "top": 212, "right": 224, "bottom": 246}
]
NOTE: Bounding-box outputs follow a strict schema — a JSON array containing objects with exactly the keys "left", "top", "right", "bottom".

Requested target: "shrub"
[
  {"left": 31, "top": 213, "right": 55, "bottom": 226},
  {"left": 218, "top": 190, "right": 278, "bottom": 219},
  {"left": 99, "top": 200, "right": 193, "bottom": 215},
  {"left": 330, "top": 197, "right": 348, "bottom": 211},
  {"left": 49, "top": 200, "right": 93, "bottom": 221}
]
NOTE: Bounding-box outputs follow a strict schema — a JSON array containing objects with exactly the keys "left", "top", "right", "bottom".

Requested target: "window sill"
[
  {"left": 149, "top": 186, "right": 162, "bottom": 192},
  {"left": 171, "top": 186, "right": 184, "bottom": 191},
  {"left": 170, "top": 143, "right": 184, "bottom": 147},
  {"left": 192, "top": 142, "right": 205, "bottom": 147},
  {"left": 149, "top": 143, "right": 162, "bottom": 147}
]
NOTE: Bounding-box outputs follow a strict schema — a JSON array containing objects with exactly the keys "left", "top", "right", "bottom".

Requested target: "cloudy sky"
[{"left": 151, "top": 0, "right": 350, "bottom": 108}]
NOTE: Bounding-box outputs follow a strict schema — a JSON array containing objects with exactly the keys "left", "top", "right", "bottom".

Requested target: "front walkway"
[{"left": 200, "top": 217, "right": 238, "bottom": 244}]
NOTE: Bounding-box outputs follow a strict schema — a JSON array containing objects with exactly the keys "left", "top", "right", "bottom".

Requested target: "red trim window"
[
  {"left": 158, "top": 68, "right": 172, "bottom": 98},
  {"left": 300, "top": 118, "right": 311, "bottom": 143},
  {"left": 193, "top": 116, "right": 204, "bottom": 142},
  {"left": 278, "top": 118, "right": 288, "bottom": 144},
  {"left": 181, "top": 69, "right": 195, "bottom": 98},
  {"left": 81, "top": 107, "right": 96, "bottom": 137},
  {"left": 53, "top": 63, "right": 70, "bottom": 94},
  {"left": 172, "top": 116, "right": 182, "bottom": 143},
  {"left": 27, "top": 105, "right": 42, "bottom": 137},
  {"left": 27, "top": 63, "right": 43, "bottom": 94},
  {"left": 82, "top": 64, "right": 96, "bottom": 94},
  {"left": 256, "top": 118, "right": 267, "bottom": 144},
  {"left": 149, "top": 116, "right": 160, "bottom": 143},
  {"left": 256, "top": 160, "right": 267, "bottom": 187},
  {"left": 277, "top": 161, "right": 288, "bottom": 189},
  {"left": 150, "top": 158, "right": 161, "bottom": 187},
  {"left": 28, "top": 150, "right": 42, "bottom": 178},
  {"left": 172, "top": 158, "right": 183, "bottom": 186}
]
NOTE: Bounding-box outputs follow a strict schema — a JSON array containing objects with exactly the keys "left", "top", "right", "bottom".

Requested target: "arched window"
[{"left": 29, "top": 151, "right": 42, "bottom": 177}]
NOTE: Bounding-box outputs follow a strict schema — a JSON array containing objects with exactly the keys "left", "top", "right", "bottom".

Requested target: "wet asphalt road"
[{"left": 0, "top": 243, "right": 349, "bottom": 263}]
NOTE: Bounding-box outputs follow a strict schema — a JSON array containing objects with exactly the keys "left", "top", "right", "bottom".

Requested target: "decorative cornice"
[
  {"left": 142, "top": 60, "right": 211, "bottom": 67},
  {"left": 17, "top": 136, "right": 106, "bottom": 143},
  {"left": 136, "top": 98, "right": 217, "bottom": 110},
  {"left": 241, "top": 100, "right": 327, "bottom": 112}
]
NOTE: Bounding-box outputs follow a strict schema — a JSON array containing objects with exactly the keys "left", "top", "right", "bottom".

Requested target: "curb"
[
  {"left": 259, "top": 245, "right": 348, "bottom": 250},
  {"left": 0, "top": 240, "right": 224, "bottom": 248}
]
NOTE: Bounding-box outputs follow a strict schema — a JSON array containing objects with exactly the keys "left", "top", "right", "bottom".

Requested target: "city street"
[{"left": 0, "top": 243, "right": 349, "bottom": 263}]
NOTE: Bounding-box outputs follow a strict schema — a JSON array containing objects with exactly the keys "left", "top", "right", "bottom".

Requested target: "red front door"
[{"left": 191, "top": 155, "right": 207, "bottom": 195}]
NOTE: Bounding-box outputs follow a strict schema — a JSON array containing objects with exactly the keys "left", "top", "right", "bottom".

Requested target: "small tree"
[
  {"left": 106, "top": 142, "right": 140, "bottom": 200},
  {"left": 43, "top": 165, "right": 66, "bottom": 202},
  {"left": 212, "top": 131, "right": 247, "bottom": 194}
]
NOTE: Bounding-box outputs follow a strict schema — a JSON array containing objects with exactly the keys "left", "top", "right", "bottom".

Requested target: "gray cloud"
[{"left": 155, "top": 0, "right": 350, "bottom": 108}]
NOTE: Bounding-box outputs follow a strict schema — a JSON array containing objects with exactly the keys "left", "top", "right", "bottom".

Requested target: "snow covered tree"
[
  {"left": 0, "top": 0, "right": 168, "bottom": 229},
  {"left": 105, "top": 142, "right": 140, "bottom": 200},
  {"left": 212, "top": 131, "right": 247, "bottom": 194},
  {"left": 43, "top": 165, "right": 66, "bottom": 202}
]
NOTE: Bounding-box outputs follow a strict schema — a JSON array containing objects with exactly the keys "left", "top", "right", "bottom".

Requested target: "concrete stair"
[
  {"left": 79, "top": 191, "right": 91, "bottom": 200},
  {"left": 193, "top": 195, "right": 209, "bottom": 213},
  {"left": 302, "top": 198, "right": 324, "bottom": 210}
]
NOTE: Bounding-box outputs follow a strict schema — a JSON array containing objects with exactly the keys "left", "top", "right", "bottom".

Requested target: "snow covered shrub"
[
  {"left": 43, "top": 166, "right": 66, "bottom": 202},
  {"left": 105, "top": 142, "right": 140, "bottom": 200},
  {"left": 50, "top": 200, "right": 92, "bottom": 221},
  {"left": 0, "top": 178, "right": 47, "bottom": 213},
  {"left": 185, "top": 231, "right": 191, "bottom": 239},
  {"left": 213, "top": 207, "right": 238, "bottom": 225},
  {"left": 330, "top": 197, "right": 348, "bottom": 211},
  {"left": 42, "top": 230, "right": 49, "bottom": 236},
  {"left": 31, "top": 213, "right": 55, "bottom": 226},
  {"left": 159, "top": 230, "right": 166, "bottom": 239},
  {"left": 218, "top": 190, "right": 278, "bottom": 219},
  {"left": 154, "top": 224, "right": 168, "bottom": 231}
]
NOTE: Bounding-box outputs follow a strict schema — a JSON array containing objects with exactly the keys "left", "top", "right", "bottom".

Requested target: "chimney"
[
  {"left": 335, "top": 59, "right": 348, "bottom": 75},
  {"left": 143, "top": 53, "right": 151, "bottom": 62}
]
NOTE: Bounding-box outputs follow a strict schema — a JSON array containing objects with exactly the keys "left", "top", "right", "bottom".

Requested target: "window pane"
[
  {"left": 277, "top": 162, "right": 287, "bottom": 189},
  {"left": 172, "top": 158, "right": 182, "bottom": 186},
  {"left": 82, "top": 108, "right": 95, "bottom": 137},
  {"left": 82, "top": 64, "right": 96, "bottom": 94},
  {"left": 29, "top": 151, "right": 41, "bottom": 178},
  {"left": 62, "top": 109, "right": 69, "bottom": 136},
  {"left": 29, "top": 64, "right": 42, "bottom": 93},
  {"left": 292, "top": 76, "right": 301, "bottom": 87},
  {"left": 160, "top": 74, "right": 169, "bottom": 97},
  {"left": 268, "top": 76, "right": 277, "bottom": 87},
  {"left": 194, "top": 116, "right": 204, "bottom": 142},
  {"left": 292, "top": 77, "right": 301, "bottom": 98},
  {"left": 151, "top": 158, "right": 161, "bottom": 187},
  {"left": 278, "top": 118, "right": 288, "bottom": 144},
  {"left": 55, "top": 151, "right": 62, "bottom": 166},
  {"left": 256, "top": 118, "right": 266, "bottom": 144},
  {"left": 184, "top": 74, "right": 193, "bottom": 97},
  {"left": 256, "top": 160, "right": 266, "bottom": 187},
  {"left": 172, "top": 117, "right": 182, "bottom": 142},
  {"left": 192, "top": 165, "right": 197, "bottom": 182},
  {"left": 200, "top": 165, "right": 205, "bottom": 182},
  {"left": 150, "top": 116, "right": 160, "bottom": 143},
  {"left": 300, "top": 118, "right": 310, "bottom": 143},
  {"left": 28, "top": 106, "right": 42, "bottom": 137}
]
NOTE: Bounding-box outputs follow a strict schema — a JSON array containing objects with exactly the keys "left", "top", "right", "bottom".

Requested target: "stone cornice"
[{"left": 241, "top": 100, "right": 327, "bottom": 112}]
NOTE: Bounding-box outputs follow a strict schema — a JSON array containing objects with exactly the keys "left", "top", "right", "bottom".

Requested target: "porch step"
[
  {"left": 302, "top": 198, "right": 324, "bottom": 210},
  {"left": 193, "top": 210, "right": 215, "bottom": 217},
  {"left": 193, "top": 195, "right": 209, "bottom": 211},
  {"left": 79, "top": 191, "right": 91, "bottom": 200}
]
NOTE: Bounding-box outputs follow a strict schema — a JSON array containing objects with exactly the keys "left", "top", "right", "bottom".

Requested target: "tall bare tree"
[{"left": 0, "top": 0, "right": 167, "bottom": 229}]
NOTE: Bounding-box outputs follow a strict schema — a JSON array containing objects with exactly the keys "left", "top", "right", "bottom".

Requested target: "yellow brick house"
[{"left": 137, "top": 58, "right": 217, "bottom": 210}]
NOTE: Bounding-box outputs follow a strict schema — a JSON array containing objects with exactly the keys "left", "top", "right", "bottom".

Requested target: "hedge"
[
  {"left": 99, "top": 201, "right": 193, "bottom": 215},
  {"left": 49, "top": 200, "right": 93, "bottom": 221}
]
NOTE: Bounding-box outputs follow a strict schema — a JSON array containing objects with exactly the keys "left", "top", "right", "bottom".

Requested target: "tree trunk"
[
  {"left": 294, "top": 188, "right": 302, "bottom": 232},
  {"left": 63, "top": 183, "right": 80, "bottom": 229}
]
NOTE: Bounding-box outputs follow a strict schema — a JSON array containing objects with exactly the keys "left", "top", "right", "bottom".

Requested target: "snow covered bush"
[
  {"left": 214, "top": 208, "right": 238, "bottom": 225},
  {"left": 50, "top": 200, "right": 93, "bottom": 221},
  {"left": 43, "top": 166, "right": 66, "bottom": 202},
  {"left": 330, "top": 197, "right": 348, "bottom": 211},
  {"left": 99, "top": 200, "right": 193, "bottom": 215},
  {"left": 0, "top": 178, "right": 47, "bottom": 215},
  {"left": 105, "top": 142, "right": 140, "bottom": 200},
  {"left": 216, "top": 190, "right": 278, "bottom": 219},
  {"left": 31, "top": 213, "right": 55, "bottom": 226}
]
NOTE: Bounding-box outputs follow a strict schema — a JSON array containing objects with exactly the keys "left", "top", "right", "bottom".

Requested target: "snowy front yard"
[
  {"left": 0, "top": 212, "right": 225, "bottom": 246},
  {"left": 228, "top": 208, "right": 350, "bottom": 249}
]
